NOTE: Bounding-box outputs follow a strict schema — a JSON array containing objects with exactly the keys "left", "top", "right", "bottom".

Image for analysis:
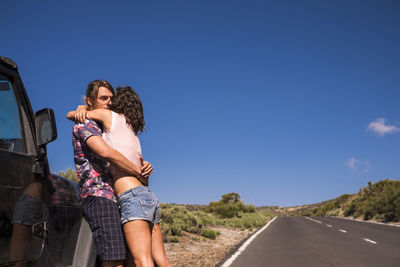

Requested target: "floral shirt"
[{"left": 72, "top": 119, "right": 116, "bottom": 202}]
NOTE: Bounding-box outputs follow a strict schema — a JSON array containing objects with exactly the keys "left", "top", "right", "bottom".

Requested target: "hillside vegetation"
[
  {"left": 288, "top": 179, "right": 400, "bottom": 223},
  {"left": 161, "top": 192, "right": 275, "bottom": 242}
]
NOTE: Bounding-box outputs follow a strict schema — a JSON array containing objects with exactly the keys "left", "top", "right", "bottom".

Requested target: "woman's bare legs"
[
  {"left": 123, "top": 220, "right": 153, "bottom": 267},
  {"left": 151, "top": 224, "right": 171, "bottom": 267},
  {"left": 124, "top": 221, "right": 170, "bottom": 267}
]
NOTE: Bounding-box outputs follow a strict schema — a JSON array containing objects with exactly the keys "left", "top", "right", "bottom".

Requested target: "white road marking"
[
  {"left": 305, "top": 217, "right": 322, "bottom": 224},
  {"left": 363, "top": 238, "right": 377, "bottom": 244},
  {"left": 339, "top": 229, "right": 347, "bottom": 233},
  {"left": 221, "top": 216, "right": 277, "bottom": 267},
  {"left": 331, "top": 216, "right": 400, "bottom": 228},
  {"left": 326, "top": 224, "right": 332, "bottom": 228}
]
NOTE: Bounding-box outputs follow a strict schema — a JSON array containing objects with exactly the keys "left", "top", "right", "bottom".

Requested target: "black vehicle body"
[{"left": 0, "top": 57, "right": 96, "bottom": 266}]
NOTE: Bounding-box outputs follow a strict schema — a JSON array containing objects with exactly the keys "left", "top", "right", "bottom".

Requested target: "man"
[{"left": 71, "top": 80, "right": 152, "bottom": 267}]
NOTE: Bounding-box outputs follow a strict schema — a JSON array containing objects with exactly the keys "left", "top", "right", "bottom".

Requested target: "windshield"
[{"left": 0, "top": 77, "right": 26, "bottom": 153}]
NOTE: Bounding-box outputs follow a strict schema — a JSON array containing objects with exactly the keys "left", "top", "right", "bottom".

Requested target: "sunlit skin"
[
  {"left": 67, "top": 86, "right": 155, "bottom": 267},
  {"left": 69, "top": 87, "right": 153, "bottom": 178},
  {"left": 72, "top": 86, "right": 114, "bottom": 122},
  {"left": 68, "top": 96, "right": 169, "bottom": 267},
  {"left": 90, "top": 86, "right": 114, "bottom": 109}
]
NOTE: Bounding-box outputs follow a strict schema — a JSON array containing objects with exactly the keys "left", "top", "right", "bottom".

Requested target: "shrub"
[
  {"left": 169, "top": 236, "right": 179, "bottom": 243},
  {"left": 159, "top": 194, "right": 270, "bottom": 240},
  {"left": 207, "top": 193, "right": 257, "bottom": 218},
  {"left": 346, "top": 179, "right": 400, "bottom": 222},
  {"left": 161, "top": 204, "right": 202, "bottom": 236},
  {"left": 247, "top": 204, "right": 256, "bottom": 213},
  {"left": 192, "top": 236, "right": 200, "bottom": 241},
  {"left": 344, "top": 203, "right": 356, "bottom": 216},
  {"left": 225, "top": 212, "right": 266, "bottom": 229},
  {"left": 201, "top": 228, "right": 220, "bottom": 240},
  {"left": 328, "top": 210, "right": 340, "bottom": 216}
]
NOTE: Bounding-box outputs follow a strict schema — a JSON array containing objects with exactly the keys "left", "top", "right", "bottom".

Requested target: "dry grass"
[{"left": 164, "top": 226, "right": 257, "bottom": 267}]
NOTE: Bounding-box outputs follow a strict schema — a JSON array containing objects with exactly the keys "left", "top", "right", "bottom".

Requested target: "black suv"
[{"left": 0, "top": 57, "right": 96, "bottom": 267}]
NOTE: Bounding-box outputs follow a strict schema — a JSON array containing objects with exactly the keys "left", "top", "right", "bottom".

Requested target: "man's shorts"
[
  {"left": 118, "top": 186, "right": 161, "bottom": 225},
  {"left": 81, "top": 196, "right": 126, "bottom": 261}
]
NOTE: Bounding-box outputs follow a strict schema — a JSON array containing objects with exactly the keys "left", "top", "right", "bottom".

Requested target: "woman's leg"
[
  {"left": 151, "top": 224, "right": 171, "bottom": 267},
  {"left": 123, "top": 220, "right": 153, "bottom": 267}
]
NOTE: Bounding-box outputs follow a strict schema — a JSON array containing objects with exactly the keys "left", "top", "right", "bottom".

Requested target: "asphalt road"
[{"left": 225, "top": 216, "right": 400, "bottom": 267}]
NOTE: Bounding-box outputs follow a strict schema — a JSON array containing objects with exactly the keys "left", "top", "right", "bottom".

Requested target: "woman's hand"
[{"left": 74, "top": 105, "right": 88, "bottom": 123}]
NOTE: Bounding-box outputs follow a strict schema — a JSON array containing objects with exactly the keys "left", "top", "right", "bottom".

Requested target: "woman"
[{"left": 68, "top": 86, "right": 170, "bottom": 267}]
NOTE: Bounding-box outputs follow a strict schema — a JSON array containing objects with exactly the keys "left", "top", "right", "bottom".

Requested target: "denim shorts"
[{"left": 118, "top": 186, "right": 161, "bottom": 225}]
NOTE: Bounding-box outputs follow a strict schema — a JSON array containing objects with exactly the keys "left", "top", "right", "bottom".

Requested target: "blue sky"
[{"left": 1, "top": 0, "right": 399, "bottom": 206}]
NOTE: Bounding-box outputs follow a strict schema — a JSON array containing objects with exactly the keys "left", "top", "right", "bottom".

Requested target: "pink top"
[{"left": 102, "top": 111, "right": 142, "bottom": 178}]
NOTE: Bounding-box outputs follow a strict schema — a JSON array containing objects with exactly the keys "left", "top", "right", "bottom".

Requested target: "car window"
[{"left": 0, "top": 77, "right": 26, "bottom": 153}]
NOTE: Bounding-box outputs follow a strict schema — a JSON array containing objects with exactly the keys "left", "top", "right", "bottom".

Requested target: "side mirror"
[{"left": 35, "top": 108, "right": 57, "bottom": 146}]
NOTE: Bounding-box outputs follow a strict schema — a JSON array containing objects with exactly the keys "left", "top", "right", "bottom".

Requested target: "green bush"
[
  {"left": 247, "top": 204, "right": 256, "bottom": 213},
  {"left": 225, "top": 212, "right": 266, "bottom": 229},
  {"left": 161, "top": 204, "right": 202, "bottom": 236},
  {"left": 159, "top": 193, "right": 270, "bottom": 240},
  {"left": 169, "top": 236, "right": 179, "bottom": 243},
  {"left": 343, "top": 203, "right": 356, "bottom": 216},
  {"left": 201, "top": 228, "right": 220, "bottom": 240},
  {"left": 328, "top": 210, "right": 340, "bottom": 216},
  {"left": 344, "top": 179, "right": 400, "bottom": 222},
  {"left": 192, "top": 236, "right": 200, "bottom": 241},
  {"left": 207, "top": 193, "right": 256, "bottom": 218}
]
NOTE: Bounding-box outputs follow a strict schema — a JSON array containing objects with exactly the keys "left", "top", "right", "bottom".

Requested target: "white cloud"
[
  {"left": 367, "top": 118, "right": 400, "bottom": 136},
  {"left": 346, "top": 157, "right": 370, "bottom": 172},
  {"left": 346, "top": 157, "right": 359, "bottom": 170}
]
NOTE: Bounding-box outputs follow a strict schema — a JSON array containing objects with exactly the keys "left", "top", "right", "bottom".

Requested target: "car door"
[{"left": 0, "top": 71, "right": 46, "bottom": 266}]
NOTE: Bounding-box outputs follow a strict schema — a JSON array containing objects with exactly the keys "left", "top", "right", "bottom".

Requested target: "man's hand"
[
  {"left": 140, "top": 155, "right": 153, "bottom": 178},
  {"left": 75, "top": 105, "right": 88, "bottom": 123}
]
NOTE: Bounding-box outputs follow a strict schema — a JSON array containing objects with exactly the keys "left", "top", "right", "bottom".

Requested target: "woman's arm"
[
  {"left": 67, "top": 107, "right": 112, "bottom": 130},
  {"left": 66, "top": 105, "right": 88, "bottom": 123},
  {"left": 85, "top": 109, "right": 112, "bottom": 130}
]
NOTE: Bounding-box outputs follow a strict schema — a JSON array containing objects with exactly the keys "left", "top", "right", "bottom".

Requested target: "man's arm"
[{"left": 86, "top": 135, "right": 142, "bottom": 177}]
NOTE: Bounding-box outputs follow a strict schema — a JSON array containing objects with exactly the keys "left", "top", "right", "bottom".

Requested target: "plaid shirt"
[{"left": 72, "top": 119, "right": 116, "bottom": 202}]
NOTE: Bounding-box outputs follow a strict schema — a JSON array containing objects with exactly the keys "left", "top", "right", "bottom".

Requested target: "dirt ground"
[{"left": 164, "top": 227, "right": 256, "bottom": 267}]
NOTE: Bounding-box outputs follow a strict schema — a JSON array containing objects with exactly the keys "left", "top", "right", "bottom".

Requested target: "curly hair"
[{"left": 108, "top": 86, "right": 145, "bottom": 134}]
